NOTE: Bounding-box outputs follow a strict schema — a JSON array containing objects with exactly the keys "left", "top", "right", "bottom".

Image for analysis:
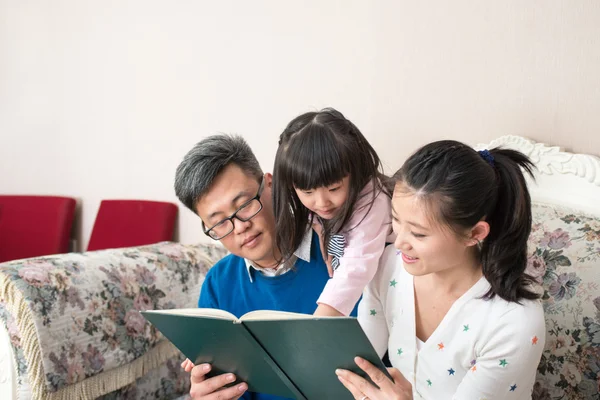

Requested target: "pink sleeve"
[{"left": 317, "top": 187, "right": 393, "bottom": 316}]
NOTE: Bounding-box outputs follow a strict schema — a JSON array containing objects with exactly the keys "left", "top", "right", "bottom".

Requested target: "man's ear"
[
  {"left": 466, "top": 220, "right": 490, "bottom": 247},
  {"left": 264, "top": 173, "right": 273, "bottom": 188}
]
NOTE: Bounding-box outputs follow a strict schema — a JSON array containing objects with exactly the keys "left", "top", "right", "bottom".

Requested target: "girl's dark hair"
[
  {"left": 273, "top": 107, "right": 391, "bottom": 261},
  {"left": 393, "top": 140, "right": 539, "bottom": 303}
]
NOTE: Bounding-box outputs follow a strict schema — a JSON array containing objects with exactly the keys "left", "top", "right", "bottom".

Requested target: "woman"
[{"left": 336, "top": 141, "right": 545, "bottom": 399}]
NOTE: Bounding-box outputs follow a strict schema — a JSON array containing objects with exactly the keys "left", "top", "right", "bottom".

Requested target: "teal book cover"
[{"left": 141, "top": 308, "right": 389, "bottom": 400}]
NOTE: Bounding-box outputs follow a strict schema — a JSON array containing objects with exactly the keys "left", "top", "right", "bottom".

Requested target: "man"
[{"left": 174, "top": 134, "right": 352, "bottom": 400}]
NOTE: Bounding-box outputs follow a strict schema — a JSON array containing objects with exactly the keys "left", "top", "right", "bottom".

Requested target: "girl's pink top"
[{"left": 317, "top": 180, "right": 396, "bottom": 315}]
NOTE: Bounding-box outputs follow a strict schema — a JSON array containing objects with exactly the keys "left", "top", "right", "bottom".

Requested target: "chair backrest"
[
  {"left": 87, "top": 200, "right": 178, "bottom": 251},
  {"left": 476, "top": 136, "right": 600, "bottom": 399},
  {"left": 0, "top": 195, "right": 76, "bottom": 262}
]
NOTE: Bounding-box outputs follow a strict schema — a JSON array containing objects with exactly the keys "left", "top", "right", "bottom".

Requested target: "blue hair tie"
[{"left": 478, "top": 149, "right": 495, "bottom": 167}]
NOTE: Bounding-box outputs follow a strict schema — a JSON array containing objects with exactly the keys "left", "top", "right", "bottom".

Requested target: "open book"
[{"left": 141, "top": 308, "right": 389, "bottom": 400}]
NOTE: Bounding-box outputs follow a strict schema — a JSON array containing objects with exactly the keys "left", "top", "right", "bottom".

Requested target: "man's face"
[{"left": 195, "top": 164, "right": 278, "bottom": 267}]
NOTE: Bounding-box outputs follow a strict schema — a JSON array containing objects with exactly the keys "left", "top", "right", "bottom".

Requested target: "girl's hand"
[{"left": 336, "top": 357, "right": 413, "bottom": 400}]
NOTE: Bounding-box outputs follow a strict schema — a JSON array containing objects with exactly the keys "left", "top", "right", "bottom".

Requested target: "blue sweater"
[{"left": 198, "top": 232, "right": 357, "bottom": 400}]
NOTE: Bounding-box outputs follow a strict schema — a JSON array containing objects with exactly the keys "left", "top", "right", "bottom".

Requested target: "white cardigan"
[{"left": 358, "top": 246, "right": 546, "bottom": 400}]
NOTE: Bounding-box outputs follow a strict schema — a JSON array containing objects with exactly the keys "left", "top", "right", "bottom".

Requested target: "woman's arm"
[
  {"left": 452, "top": 300, "right": 545, "bottom": 399},
  {"left": 356, "top": 248, "right": 394, "bottom": 357}
]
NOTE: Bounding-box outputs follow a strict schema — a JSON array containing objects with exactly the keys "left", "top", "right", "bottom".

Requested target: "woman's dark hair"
[
  {"left": 273, "top": 107, "right": 391, "bottom": 261},
  {"left": 393, "top": 140, "right": 540, "bottom": 303}
]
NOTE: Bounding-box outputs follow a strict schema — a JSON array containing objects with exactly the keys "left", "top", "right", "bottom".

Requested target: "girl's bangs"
[{"left": 283, "top": 126, "right": 350, "bottom": 190}]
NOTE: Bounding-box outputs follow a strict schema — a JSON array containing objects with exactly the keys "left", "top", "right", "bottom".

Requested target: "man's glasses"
[{"left": 202, "top": 177, "right": 264, "bottom": 240}]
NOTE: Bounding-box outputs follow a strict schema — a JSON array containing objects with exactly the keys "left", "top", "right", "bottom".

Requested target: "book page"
[
  {"left": 241, "top": 310, "right": 352, "bottom": 321},
  {"left": 143, "top": 308, "right": 238, "bottom": 321}
]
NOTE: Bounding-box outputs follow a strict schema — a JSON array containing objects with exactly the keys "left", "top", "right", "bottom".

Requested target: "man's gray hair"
[{"left": 174, "top": 134, "right": 263, "bottom": 214}]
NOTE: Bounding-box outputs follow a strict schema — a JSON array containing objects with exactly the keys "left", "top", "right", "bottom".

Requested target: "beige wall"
[{"left": 1, "top": 1, "right": 599, "bottom": 248}]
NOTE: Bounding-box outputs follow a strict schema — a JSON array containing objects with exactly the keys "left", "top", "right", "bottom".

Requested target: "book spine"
[{"left": 238, "top": 324, "right": 307, "bottom": 400}]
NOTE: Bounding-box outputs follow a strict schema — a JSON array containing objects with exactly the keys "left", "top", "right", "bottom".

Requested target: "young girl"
[
  {"left": 335, "top": 141, "right": 546, "bottom": 399},
  {"left": 273, "top": 108, "right": 395, "bottom": 317}
]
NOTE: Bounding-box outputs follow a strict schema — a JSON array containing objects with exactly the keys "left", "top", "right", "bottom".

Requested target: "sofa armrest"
[
  {"left": 0, "top": 241, "right": 227, "bottom": 400},
  {"left": 0, "top": 301, "right": 33, "bottom": 400},
  {"left": 0, "top": 311, "right": 17, "bottom": 400}
]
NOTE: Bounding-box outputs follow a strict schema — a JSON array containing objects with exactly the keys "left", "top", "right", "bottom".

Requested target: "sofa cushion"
[
  {"left": 528, "top": 203, "right": 600, "bottom": 399},
  {"left": 0, "top": 241, "right": 227, "bottom": 400}
]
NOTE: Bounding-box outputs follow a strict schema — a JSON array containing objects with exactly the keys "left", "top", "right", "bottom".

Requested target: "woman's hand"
[{"left": 336, "top": 357, "right": 413, "bottom": 400}]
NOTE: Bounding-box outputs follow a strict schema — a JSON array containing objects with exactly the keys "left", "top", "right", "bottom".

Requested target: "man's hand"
[
  {"left": 182, "top": 359, "right": 248, "bottom": 399},
  {"left": 181, "top": 358, "right": 195, "bottom": 372}
]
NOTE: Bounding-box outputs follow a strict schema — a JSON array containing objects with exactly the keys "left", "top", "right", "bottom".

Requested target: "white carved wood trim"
[
  {"left": 475, "top": 135, "right": 600, "bottom": 216},
  {"left": 475, "top": 135, "right": 600, "bottom": 186}
]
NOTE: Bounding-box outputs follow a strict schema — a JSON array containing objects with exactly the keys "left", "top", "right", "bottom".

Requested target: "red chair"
[
  {"left": 87, "top": 200, "right": 178, "bottom": 251},
  {"left": 0, "top": 195, "right": 76, "bottom": 262}
]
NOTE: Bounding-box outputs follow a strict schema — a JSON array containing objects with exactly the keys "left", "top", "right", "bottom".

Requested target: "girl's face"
[
  {"left": 391, "top": 183, "right": 477, "bottom": 276},
  {"left": 294, "top": 176, "right": 350, "bottom": 220}
]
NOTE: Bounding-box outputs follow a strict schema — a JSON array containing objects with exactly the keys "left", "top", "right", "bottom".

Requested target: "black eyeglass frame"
[{"left": 202, "top": 177, "right": 265, "bottom": 240}]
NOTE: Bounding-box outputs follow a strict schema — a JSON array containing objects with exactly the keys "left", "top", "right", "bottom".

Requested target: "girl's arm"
[
  {"left": 452, "top": 301, "right": 545, "bottom": 399},
  {"left": 314, "top": 303, "right": 343, "bottom": 317},
  {"left": 316, "top": 189, "right": 393, "bottom": 316}
]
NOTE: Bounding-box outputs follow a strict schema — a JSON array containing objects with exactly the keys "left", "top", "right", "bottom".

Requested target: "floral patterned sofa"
[
  {"left": 0, "top": 241, "right": 227, "bottom": 400},
  {"left": 476, "top": 136, "right": 600, "bottom": 400}
]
